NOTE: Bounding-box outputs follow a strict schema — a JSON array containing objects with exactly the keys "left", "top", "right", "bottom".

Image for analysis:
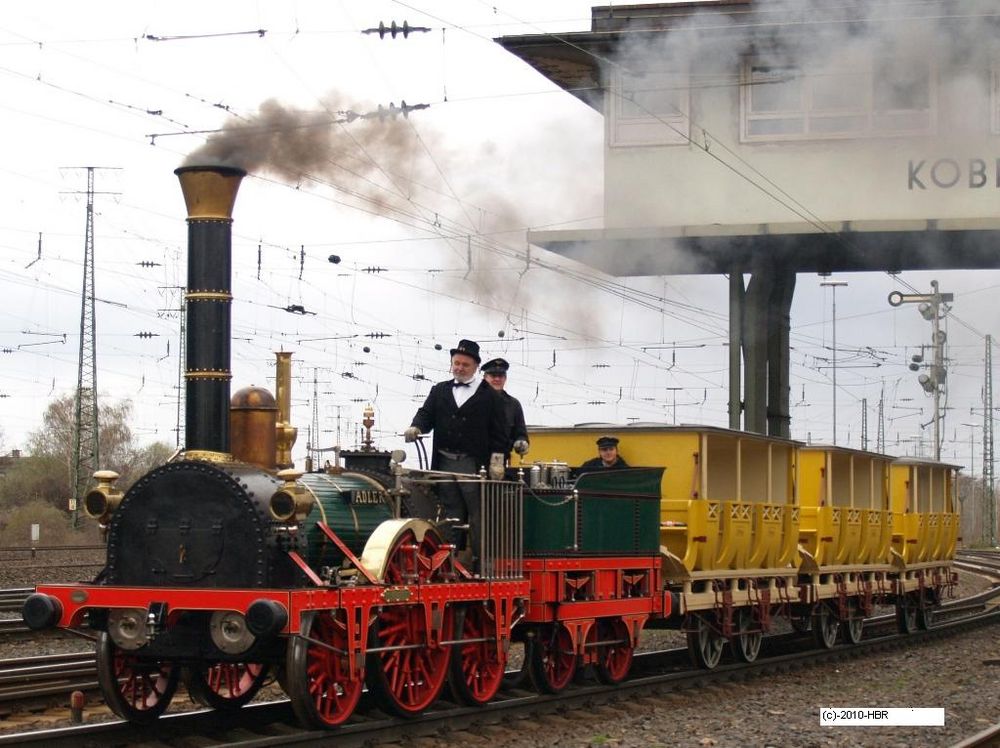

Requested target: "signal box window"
[
  {"left": 609, "top": 70, "right": 690, "bottom": 147},
  {"left": 742, "top": 55, "right": 934, "bottom": 141}
]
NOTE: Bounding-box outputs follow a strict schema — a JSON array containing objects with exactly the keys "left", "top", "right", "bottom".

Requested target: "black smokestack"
[{"left": 174, "top": 165, "right": 246, "bottom": 456}]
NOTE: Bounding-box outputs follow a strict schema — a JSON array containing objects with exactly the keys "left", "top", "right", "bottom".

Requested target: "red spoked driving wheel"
[
  {"left": 367, "top": 603, "right": 454, "bottom": 717},
  {"left": 595, "top": 618, "right": 634, "bottom": 685},
  {"left": 287, "top": 610, "right": 364, "bottom": 728},
  {"left": 449, "top": 604, "right": 505, "bottom": 705},
  {"left": 96, "top": 632, "right": 178, "bottom": 724},
  {"left": 529, "top": 624, "right": 576, "bottom": 693},
  {"left": 382, "top": 526, "right": 455, "bottom": 585},
  {"left": 186, "top": 661, "right": 269, "bottom": 710}
]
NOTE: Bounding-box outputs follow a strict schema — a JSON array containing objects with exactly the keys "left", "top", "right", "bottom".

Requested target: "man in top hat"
[
  {"left": 578, "top": 435, "right": 629, "bottom": 474},
  {"left": 404, "top": 339, "right": 508, "bottom": 566},
  {"left": 480, "top": 357, "right": 530, "bottom": 460}
]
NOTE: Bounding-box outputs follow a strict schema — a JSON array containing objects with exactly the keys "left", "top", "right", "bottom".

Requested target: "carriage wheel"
[
  {"left": 594, "top": 618, "right": 634, "bottom": 685},
  {"left": 812, "top": 604, "right": 839, "bottom": 649},
  {"left": 96, "top": 631, "right": 178, "bottom": 724},
  {"left": 449, "top": 604, "right": 505, "bottom": 706},
  {"left": 686, "top": 614, "right": 724, "bottom": 670},
  {"left": 842, "top": 601, "right": 864, "bottom": 645},
  {"left": 367, "top": 603, "right": 453, "bottom": 718},
  {"left": 185, "top": 662, "right": 269, "bottom": 710},
  {"left": 529, "top": 624, "right": 576, "bottom": 693},
  {"left": 896, "top": 594, "right": 918, "bottom": 634},
  {"left": 916, "top": 594, "right": 936, "bottom": 630},
  {"left": 286, "top": 610, "right": 363, "bottom": 728},
  {"left": 790, "top": 614, "right": 811, "bottom": 634},
  {"left": 732, "top": 609, "right": 763, "bottom": 663}
]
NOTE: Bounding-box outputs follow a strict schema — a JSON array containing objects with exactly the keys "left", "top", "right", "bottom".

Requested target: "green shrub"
[{"left": 0, "top": 500, "right": 99, "bottom": 547}]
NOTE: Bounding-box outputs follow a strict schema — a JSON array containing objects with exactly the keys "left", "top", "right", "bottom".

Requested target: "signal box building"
[{"left": 498, "top": 0, "right": 1000, "bottom": 436}]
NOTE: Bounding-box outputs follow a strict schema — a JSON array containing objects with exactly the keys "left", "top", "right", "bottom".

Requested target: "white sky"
[{"left": 0, "top": 1, "right": 996, "bottom": 472}]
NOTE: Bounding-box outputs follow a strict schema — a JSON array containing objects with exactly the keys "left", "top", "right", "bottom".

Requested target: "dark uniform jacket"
[
  {"left": 411, "top": 379, "right": 509, "bottom": 471},
  {"left": 577, "top": 455, "right": 630, "bottom": 475},
  {"left": 500, "top": 390, "right": 528, "bottom": 454}
]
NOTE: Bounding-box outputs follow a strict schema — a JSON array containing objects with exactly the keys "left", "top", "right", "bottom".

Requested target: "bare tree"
[{"left": 1, "top": 395, "right": 172, "bottom": 512}]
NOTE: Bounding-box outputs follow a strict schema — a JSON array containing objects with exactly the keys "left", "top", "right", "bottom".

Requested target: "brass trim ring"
[
  {"left": 186, "top": 292, "right": 233, "bottom": 302},
  {"left": 185, "top": 370, "right": 233, "bottom": 380}
]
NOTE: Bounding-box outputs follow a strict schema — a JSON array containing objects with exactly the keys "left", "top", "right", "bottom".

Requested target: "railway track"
[
  {"left": 0, "top": 553, "right": 995, "bottom": 743},
  {"left": 0, "top": 601, "right": 996, "bottom": 747},
  {"left": 0, "top": 588, "right": 33, "bottom": 614},
  {"left": 0, "top": 554, "right": 1000, "bottom": 703},
  {"left": 2, "top": 553, "right": 996, "bottom": 706},
  {"left": 0, "top": 652, "right": 97, "bottom": 702},
  {"left": 953, "top": 550, "right": 1000, "bottom": 597}
]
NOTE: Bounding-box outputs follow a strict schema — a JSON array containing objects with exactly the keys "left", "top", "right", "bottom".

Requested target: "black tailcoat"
[{"left": 411, "top": 380, "right": 509, "bottom": 471}]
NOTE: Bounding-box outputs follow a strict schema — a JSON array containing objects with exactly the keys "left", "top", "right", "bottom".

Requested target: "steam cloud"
[
  {"left": 184, "top": 96, "right": 434, "bottom": 209},
  {"left": 183, "top": 93, "right": 606, "bottom": 339}
]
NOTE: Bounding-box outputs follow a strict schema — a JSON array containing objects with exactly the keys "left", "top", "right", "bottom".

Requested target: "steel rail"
[{"left": 948, "top": 721, "right": 1000, "bottom": 748}]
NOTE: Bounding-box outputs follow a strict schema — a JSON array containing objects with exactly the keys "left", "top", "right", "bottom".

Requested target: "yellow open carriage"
[
  {"left": 889, "top": 457, "right": 960, "bottom": 564},
  {"left": 798, "top": 445, "right": 893, "bottom": 568}
]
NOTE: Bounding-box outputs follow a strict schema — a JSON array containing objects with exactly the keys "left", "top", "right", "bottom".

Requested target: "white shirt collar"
[{"left": 452, "top": 374, "right": 480, "bottom": 406}]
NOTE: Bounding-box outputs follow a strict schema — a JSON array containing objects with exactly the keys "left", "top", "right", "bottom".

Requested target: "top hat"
[
  {"left": 449, "top": 339, "right": 481, "bottom": 364},
  {"left": 481, "top": 357, "right": 509, "bottom": 374},
  {"left": 596, "top": 435, "right": 619, "bottom": 448}
]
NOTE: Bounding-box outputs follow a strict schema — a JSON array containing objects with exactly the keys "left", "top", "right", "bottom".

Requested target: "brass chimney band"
[
  {"left": 186, "top": 291, "right": 233, "bottom": 302},
  {"left": 185, "top": 370, "right": 233, "bottom": 380}
]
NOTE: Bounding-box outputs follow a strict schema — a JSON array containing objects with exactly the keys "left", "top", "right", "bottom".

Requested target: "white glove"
[
  {"left": 403, "top": 426, "right": 421, "bottom": 443},
  {"left": 513, "top": 439, "right": 530, "bottom": 456},
  {"left": 488, "top": 453, "right": 505, "bottom": 481}
]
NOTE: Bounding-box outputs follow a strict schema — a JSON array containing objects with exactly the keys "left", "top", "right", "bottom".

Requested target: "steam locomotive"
[{"left": 22, "top": 166, "right": 958, "bottom": 729}]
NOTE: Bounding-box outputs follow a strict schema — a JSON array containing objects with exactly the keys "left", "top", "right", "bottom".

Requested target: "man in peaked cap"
[
  {"left": 578, "top": 435, "right": 629, "bottom": 474},
  {"left": 404, "top": 339, "right": 509, "bottom": 568},
  {"left": 481, "top": 357, "right": 530, "bottom": 461}
]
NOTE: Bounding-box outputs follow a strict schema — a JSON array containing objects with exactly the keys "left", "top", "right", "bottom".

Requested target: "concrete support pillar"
[
  {"left": 767, "top": 269, "right": 795, "bottom": 438},
  {"left": 738, "top": 264, "right": 795, "bottom": 437},
  {"left": 728, "top": 268, "right": 744, "bottom": 430},
  {"left": 742, "top": 273, "right": 770, "bottom": 434}
]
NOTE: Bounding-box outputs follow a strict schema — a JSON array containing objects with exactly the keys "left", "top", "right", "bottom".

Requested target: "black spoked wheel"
[
  {"left": 812, "top": 604, "right": 839, "bottom": 650},
  {"left": 686, "top": 614, "right": 724, "bottom": 670}
]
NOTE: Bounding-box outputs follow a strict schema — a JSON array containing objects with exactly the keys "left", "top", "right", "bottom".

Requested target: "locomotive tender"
[{"left": 22, "top": 166, "right": 957, "bottom": 728}]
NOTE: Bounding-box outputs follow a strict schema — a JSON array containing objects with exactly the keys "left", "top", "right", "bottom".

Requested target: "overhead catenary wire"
[{"left": 0, "top": 3, "right": 993, "bottom": 451}]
